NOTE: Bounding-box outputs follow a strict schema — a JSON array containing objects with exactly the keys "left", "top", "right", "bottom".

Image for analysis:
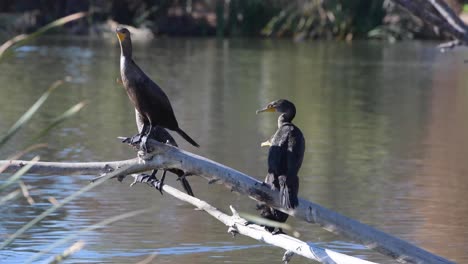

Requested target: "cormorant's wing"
[
  {"left": 267, "top": 127, "right": 288, "bottom": 180},
  {"left": 129, "top": 60, "right": 180, "bottom": 130},
  {"left": 276, "top": 124, "right": 305, "bottom": 209},
  {"left": 268, "top": 125, "right": 293, "bottom": 208},
  {"left": 285, "top": 125, "right": 305, "bottom": 209},
  {"left": 141, "top": 74, "right": 180, "bottom": 129},
  {"left": 135, "top": 109, "right": 178, "bottom": 147}
]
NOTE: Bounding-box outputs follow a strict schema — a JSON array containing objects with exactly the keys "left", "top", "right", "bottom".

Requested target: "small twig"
[
  {"left": 19, "top": 181, "right": 35, "bottom": 205},
  {"left": 48, "top": 196, "right": 59, "bottom": 206},
  {"left": 437, "top": 39, "right": 462, "bottom": 51}
]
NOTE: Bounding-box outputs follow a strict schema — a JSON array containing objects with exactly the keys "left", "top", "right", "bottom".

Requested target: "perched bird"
[
  {"left": 256, "top": 99, "right": 305, "bottom": 233},
  {"left": 116, "top": 27, "right": 199, "bottom": 150},
  {"left": 127, "top": 110, "right": 194, "bottom": 196}
]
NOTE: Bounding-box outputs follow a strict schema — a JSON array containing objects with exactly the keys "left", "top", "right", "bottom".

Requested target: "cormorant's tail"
[
  {"left": 279, "top": 176, "right": 298, "bottom": 209},
  {"left": 176, "top": 128, "right": 200, "bottom": 147}
]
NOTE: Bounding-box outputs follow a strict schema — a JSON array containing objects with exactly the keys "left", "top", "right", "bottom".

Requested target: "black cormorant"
[
  {"left": 128, "top": 110, "right": 194, "bottom": 196},
  {"left": 116, "top": 27, "right": 199, "bottom": 149},
  {"left": 256, "top": 99, "right": 305, "bottom": 233}
]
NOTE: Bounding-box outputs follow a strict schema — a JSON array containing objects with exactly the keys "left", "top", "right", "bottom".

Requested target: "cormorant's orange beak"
[
  {"left": 116, "top": 32, "right": 126, "bottom": 42},
  {"left": 256, "top": 106, "right": 276, "bottom": 114}
]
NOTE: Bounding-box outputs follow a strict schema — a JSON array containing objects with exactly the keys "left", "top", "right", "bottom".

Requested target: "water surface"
[{"left": 0, "top": 37, "right": 467, "bottom": 263}]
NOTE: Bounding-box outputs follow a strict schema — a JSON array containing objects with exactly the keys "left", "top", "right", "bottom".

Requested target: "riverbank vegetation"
[{"left": 0, "top": 0, "right": 467, "bottom": 41}]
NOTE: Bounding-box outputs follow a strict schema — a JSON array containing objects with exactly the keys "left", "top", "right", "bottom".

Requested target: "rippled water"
[{"left": 1, "top": 37, "right": 467, "bottom": 263}]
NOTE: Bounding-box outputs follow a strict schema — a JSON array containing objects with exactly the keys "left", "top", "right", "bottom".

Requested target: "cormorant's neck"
[
  {"left": 278, "top": 110, "right": 295, "bottom": 126},
  {"left": 119, "top": 40, "right": 132, "bottom": 58}
]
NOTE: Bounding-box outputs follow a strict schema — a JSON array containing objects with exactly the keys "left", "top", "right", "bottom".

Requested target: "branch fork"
[{"left": 0, "top": 138, "right": 453, "bottom": 264}]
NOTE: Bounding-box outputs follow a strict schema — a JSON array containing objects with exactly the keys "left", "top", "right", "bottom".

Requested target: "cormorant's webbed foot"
[
  {"left": 261, "top": 226, "right": 285, "bottom": 235},
  {"left": 131, "top": 169, "right": 164, "bottom": 195},
  {"left": 271, "top": 228, "right": 286, "bottom": 235},
  {"left": 140, "top": 135, "right": 149, "bottom": 153},
  {"left": 138, "top": 124, "right": 153, "bottom": 153},
  {"left": 121, "top": 133, "right": 144, "bottom": 146}
]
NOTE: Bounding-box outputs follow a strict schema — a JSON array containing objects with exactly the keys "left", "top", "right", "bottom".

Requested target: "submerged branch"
[{"left": 0, "top": 139, "right": 453, "bottom": 264}]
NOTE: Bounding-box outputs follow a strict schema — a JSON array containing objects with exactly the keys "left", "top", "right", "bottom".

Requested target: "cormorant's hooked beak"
[
  {"left": 116, "top": 27, "right": 126, "bottom": 42},
  {"left": 116, "top": 31, "right": 126, "bottom": 42},
  {"left": 256, "top": 106, "right": 276, "bottom": 114}
]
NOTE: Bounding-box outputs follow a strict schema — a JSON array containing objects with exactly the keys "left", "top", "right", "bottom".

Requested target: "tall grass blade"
[
  {"left": 0, "top": 81, "right": 63, "bottom": 148},
  {"left": 238, "top": 211, "right": 300, "bottom": 238},
  {"left": 48, "top": 240, "right": 85, "bottom": 264},
  {"left": 0, "top": 156, "right": 39, "bottom": 191},
  {"left": 0, "top": 34, "right": 28, "bottom": 59},
  {"left": 27, "top": 101, "right": 87, "bottom": 145},
  {"left": 25, "top": 208, "right": 152, "bottom": 263},
  {"left": 0, "top": 188, "right": 22, "bottom": 206},
  {"left": 19, "top": 180, "right": 35, "bottom": 205},
  {"left": 0, "top": 12, "right": 87, "bottom": 60},
  {"left": 0, "top": 143, "right": 47, "bottom": 174},
  {"left": 0, "top": 164, "right": 131, "bottom": 250}
]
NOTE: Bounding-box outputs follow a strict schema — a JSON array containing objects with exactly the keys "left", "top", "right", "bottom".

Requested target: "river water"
[{"left": 0, "top": 37, "right": 467, "bottom": 263}]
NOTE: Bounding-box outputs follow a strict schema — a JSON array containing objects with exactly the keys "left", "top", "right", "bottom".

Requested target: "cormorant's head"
[
  {"left": 257, "top": 99, "right": 296, "bottom": 123},
  {"left": 256, "top": 99, "right": 295, "bottom": 114},
  {"left": 116, "top": 27, "right": 131, "bottom": 42},
  {"left": 116, "top": 27, "right": 132, "bottom": 57}
]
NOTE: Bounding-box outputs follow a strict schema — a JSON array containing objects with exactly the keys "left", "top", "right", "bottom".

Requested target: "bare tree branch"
[
  {"left": 392, "top": 0, "right": 468, "bottom": 46},
  {"left": 0, "top": 139, "right": 454, "bottom": 264},
  {"left": 0, "top": 159, "right": 136, "bottom": 175},
  {"left": 128, "top": 174, "right": 377, "bottom": 264}
]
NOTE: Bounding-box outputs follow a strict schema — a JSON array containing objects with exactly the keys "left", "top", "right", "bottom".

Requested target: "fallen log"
[{"left": 0, "top": 139, "right": 454, "bottom": 264}]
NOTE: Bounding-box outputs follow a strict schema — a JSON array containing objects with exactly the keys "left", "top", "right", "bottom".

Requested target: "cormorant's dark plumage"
[
  {"left": 116, "top": 27, "right": 199, "bottom": 148},
  {"left": 135, "top": 110, "right": 194, "bottom": 196},
  {"left": 256, "top": 99, "right": 305, "bottom": 233}
]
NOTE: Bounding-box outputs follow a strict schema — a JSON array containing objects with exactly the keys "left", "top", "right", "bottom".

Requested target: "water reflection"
[{"left": 0, "top": 38, "right": 466, "bottom": 263}]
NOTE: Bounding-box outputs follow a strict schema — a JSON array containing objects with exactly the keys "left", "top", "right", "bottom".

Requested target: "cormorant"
[
  {"left": 125, "top": 110, "right": 194, "bottom": 196},
  {"left": 256, "top": 99, "right": 305, "bottom": 233},
  {"left": 116, "top": 27, "right": 199, "bottom": 150}
]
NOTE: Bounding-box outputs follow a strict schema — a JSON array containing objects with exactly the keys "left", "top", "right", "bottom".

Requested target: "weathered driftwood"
[
  {"left": 393, "top": 0, "right": 468, "bottom": 47},
  {"left": 129, "top": 174, "right": 377, "bottom": 264},
  {"left": 0, "top": 139, "right": 453, "bottom": 264},
  {"left": 0, "top": 159, "right": 136, "bottom": 175}
]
